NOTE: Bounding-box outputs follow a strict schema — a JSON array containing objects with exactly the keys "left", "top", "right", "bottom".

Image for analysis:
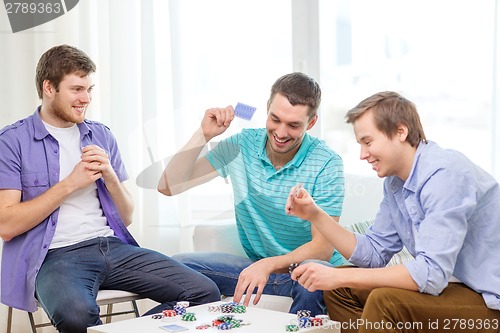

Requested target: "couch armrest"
[{"left": 192, "top": 219, "right": 246, "bottom": 257}]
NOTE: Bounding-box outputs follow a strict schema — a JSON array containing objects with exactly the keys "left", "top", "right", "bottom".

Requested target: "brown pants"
[{"left": 324, "top": 283, "right": 500, "bottom": 333}]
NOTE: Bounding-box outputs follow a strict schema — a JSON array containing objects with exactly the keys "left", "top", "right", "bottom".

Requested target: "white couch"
[{"left": 192, "top": 173, "right": 386, "bottom": 312}]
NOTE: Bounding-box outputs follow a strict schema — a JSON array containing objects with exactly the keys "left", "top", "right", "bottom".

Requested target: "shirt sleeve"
[
  {"left": 101, "top": 126, "right": 128, "bottom": 182},
  {"left": 205, "top": 134, "right": 241, "bottom": 179},
  {"left": 0, "top": 130, "right": 22, "bottom": 190}
]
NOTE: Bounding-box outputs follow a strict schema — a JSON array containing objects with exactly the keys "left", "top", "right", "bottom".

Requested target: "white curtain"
[
  {"left": 0, "top": 0, "right": 177, "bottom": 251},
  {"left": 0, "top": 0, "right": 294, "bottom": 253}
]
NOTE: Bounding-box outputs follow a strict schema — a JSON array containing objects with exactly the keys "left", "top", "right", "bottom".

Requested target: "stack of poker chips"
[
  {"left": 288, "top": 262, "right": 300, "bottom": 274},
  {"left": 212, "top": 314, "right": 244, "bottom": 330},
  {"left": 174, "top": 302, "right": 189, "bottom": 316},
  {"left": 177, "top": 301, "right": 190, "bottom": 308},
  {"left": 181, "top": 312, "right": 197, "bottom": 321},
  {"left": 205, "top": 302, "right": 249, "bottom": 329},
  {"left": 162, "top": 309, "right": 177, "bottom": 317},
  {"left": 291, "top": 310, "right": 331, "bottom": 329},
  {"left": 286, "top": 324, "right": 299, "bottom": 332},
  {"left": 210, "top": 302, "right": 247, "bottom": 314}
]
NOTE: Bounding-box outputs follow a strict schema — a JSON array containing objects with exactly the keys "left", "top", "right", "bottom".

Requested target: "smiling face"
[
  {"left": 354, "top": 109, "right": 415, "bottom": 180},
  {"left": 265, "top": 93, "right": 317, "bottom": 167},
  {"left": 40, "top": 72, "right": 94, "bottom": 128}
]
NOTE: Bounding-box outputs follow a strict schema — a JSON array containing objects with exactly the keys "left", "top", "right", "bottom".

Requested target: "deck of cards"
[{"left": 234, "top": 102, "right": 257, "bottom": 120}]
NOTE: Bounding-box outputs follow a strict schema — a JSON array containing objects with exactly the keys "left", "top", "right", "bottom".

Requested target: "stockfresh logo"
[{"left": 4, "top": 0, "right": 79, "bottom": 33}]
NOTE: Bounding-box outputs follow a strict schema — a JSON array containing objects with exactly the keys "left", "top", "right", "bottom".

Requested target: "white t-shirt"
[{"left": 43, "top": 121, "right": 114, "bottom": 249}]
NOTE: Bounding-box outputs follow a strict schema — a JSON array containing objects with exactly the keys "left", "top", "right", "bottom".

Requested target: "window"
[
  {"left": 319, "top": 0, "right": 497, "bottom": 176},
  {"left": 156, "top": 0, "right": 293, "bottom": 225}
]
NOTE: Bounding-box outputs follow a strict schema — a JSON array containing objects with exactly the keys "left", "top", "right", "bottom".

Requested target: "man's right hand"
[
  {"left": 65, "top": 160, "right": 102, "bottom": 191},
  {"left": 201, "top": 106, "right": 235, "bottom": 141}
]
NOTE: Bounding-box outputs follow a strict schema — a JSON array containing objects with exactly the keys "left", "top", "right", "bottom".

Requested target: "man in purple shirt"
[{"left": 0, "top": 45, "right": 219, "bottom": 333}]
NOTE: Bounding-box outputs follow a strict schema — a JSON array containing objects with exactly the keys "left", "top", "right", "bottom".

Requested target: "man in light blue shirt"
[
  {"left": 158, "top": 72, "right": 345, "bottom": 316},
  {"left": 287, "top": 91, "right": 500, "bottom": 332}
]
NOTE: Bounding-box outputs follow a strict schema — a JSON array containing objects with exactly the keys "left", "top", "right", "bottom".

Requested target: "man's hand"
[
  {"left": 233, "top": 259, "right": 274, "bottom": 307},
  {"left": 291, "top": 262, "right": 338, "bottom": 292},
  {"left": 80, "top": 145, "right": 117, "bottom": 184},
  {"left": 65, "top": 159, "right": 102, "bottom": 191},
  {"left": 201, "top": 106, "right": 234, "bottom": 141},
  {"left": 285, "top": 185, "right": 321, "bottom": 221}
]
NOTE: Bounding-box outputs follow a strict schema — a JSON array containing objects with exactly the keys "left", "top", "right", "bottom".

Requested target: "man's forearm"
[
  {"left": 310, "top": 209, "right": 358, "bottom": 259},
  {"left": 158, "top": 128, "right": 208, "bottom": 195},
  {"left": 267, "top": 238, "right": 335, "bottom": 274},
  {"left": 339, "top": 265, "right": 419, "bottom": 291},
  {"left": 104, "top": 178, "right": 134, "bottom": 226},
  {"left": 0, "top": 181, "right": 75, "bottom": 241}
]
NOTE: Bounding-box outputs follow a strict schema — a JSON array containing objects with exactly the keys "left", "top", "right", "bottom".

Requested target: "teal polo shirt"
[{"left": 206, "top": 128, "right": 344, "bottom": 265}]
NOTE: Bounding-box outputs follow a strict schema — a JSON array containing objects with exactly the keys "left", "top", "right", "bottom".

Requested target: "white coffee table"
[{"left": 87, "top": 301, "right": 341, "bottom": 333}]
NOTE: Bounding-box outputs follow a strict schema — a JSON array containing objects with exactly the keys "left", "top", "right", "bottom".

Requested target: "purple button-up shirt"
[{"left": 0, "top": 108, "right": 138, "bottom": 311}]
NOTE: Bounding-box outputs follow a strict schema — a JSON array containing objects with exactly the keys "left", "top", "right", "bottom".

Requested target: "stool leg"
[
  {"left": 106, "top": 304, "right": 113, "bottom": 324},
  {"left": 28, "top": 312, "right": 37, "bottom": 333},
  {"left": 7, "top": 306, "right": 13, "bottom": 333},
  {"left": 131, "top": 300, "right": 140, "bottom": 317}
]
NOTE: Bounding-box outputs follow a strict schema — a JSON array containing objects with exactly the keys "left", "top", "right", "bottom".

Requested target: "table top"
[{"left": 87, "top": 301, "right": 341, "bottom": 333}]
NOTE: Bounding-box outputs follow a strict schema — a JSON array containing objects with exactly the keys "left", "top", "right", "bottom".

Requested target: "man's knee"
[
  {"left": 50, "top": 302, "right": 101, "bottom": 333},
  {"left": 365, "top": 287, "right": 412, "bottom": 310},
  {"left": 291, "top": 285, "right": 325, "bottom": 316},
  {"left": 362, "top": 287, "right": 409, "bottom": 325}
]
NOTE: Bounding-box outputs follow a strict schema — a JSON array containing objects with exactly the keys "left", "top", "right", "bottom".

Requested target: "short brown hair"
[
  {"left": 345, "top": 91, "right": 426, "bottom": 147},
  {"left": 268, "top": 72, "right": 321, "bottom": 119},
  {"left": 35, "top": 44, "right": 96, "bottom": 99}
]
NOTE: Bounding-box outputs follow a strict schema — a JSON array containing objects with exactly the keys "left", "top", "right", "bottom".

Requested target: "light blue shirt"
[
  {"left": 0, "top": 108, "right": 137, "bottom": 312},
  {"left": 350, "top": 141, "right": 500, "bottom": 310},
  {"left": 206, "top": 128, "right": 345, "bottom": 265}
]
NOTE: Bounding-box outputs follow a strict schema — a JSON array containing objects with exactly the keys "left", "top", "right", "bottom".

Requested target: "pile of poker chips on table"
[
  {"left": 206, "top": 301, "right": 249, "bottom": 330},
  {"left": 285, "top": 310, "right": 331, "bottom": 332},
  {"left": 157, "top": 301, "right": 250, "bottom": 330}
]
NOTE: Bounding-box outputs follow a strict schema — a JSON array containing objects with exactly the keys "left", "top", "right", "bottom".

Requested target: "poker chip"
[
  {"left": 195, "top": 324, "right": 211, "bottom": 330},
  {"left": 176, "top": 301, "right": 190, "bottom": 308},
  {"left": 162, "top": 309, "right": 177, "bottom": 317},
  {"left": 299, "top": 317, "right": 311, "bottom": 328},
  {"left": 208, "top": 305, "right": 220, "bottom": 312},
  {"left": 232, "top": 305, "right": 246, "bottom": 313},
  {"left": 181, "top": 312, "right": 197, "bottom": 321},
  {"left": 212, "top": 319, "right": 224, "bottom": 326},
  {"left": 220, "top": 304, "right": 234, "bottom": 313},
  {"left": 315, "top": 314, "right": 329, "bottom": 324},
  {"left": 296, "top": 309, "right": 311, "bottom": 318},
  {"left": 174, "top": 305, "right": 187, "bottom": 315},
  {"left": 229, "top": 319, "right": 241, "bottom": 328},
  {"left": 286, "top": 324, "right": 299, "bottom": 332},
  {"left": 217, "top": 315, "right": 234, "bottom": 322},
  {"left": 288, "top": 262, "right": 299, "bottom": 274},
  {"left": 311, "top": 317, "right": 323, "bottom": 326},
  {"left": 161, "top": 316, "right": 177, "bottom": 322},
  {"left": 217, "top": 322, "right": 232, "bottom": 330}
]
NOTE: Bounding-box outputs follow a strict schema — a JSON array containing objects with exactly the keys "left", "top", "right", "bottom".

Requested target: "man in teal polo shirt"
[{"left": 158, "top": 72, "right": 344, "bottom": 315}]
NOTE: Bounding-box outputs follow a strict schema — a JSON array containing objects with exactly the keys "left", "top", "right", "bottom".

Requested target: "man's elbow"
[
  {"left": 0, "top": 228, "right": 15, "bottom": 242},
  {"left": 316, "top": 243, "right": 335, "bottom": 262},
  {"left": 157, "top": 186, "right": 173, "bottom": 196}
]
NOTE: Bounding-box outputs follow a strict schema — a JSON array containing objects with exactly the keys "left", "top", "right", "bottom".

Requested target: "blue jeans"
[
  {"left": 172, "top": 252, "right": 327, "bottom": 316},
  {"left": 35, "top": 237, "right": 220, "bottom": 333}
]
